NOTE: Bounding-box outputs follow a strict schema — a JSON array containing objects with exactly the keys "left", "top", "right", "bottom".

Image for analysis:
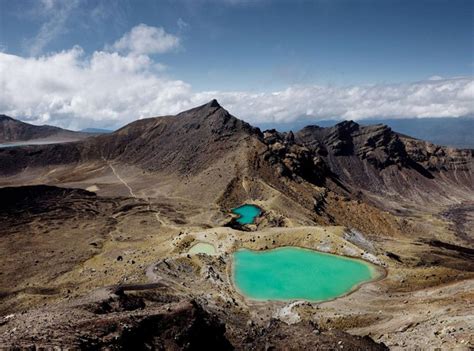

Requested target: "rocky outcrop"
[
  {"left": 401, "top": 136, "right": 473, "bottom": 172},
  {"left": 262, "top": 129, "right": 329, "bottom": 186},
  {"left": 296, "top": 122, "right": 409, "bottom": 168},
  {"left": 292, "top": 121, "right": 473, "bottom": 199},
  {"left": 0, "top": 290, "right": 388, "bottom": 350}
]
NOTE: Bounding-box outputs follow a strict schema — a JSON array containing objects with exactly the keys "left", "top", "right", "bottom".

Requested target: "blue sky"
[{"left": 0, "top": 0, "right": 473, "bottom": 129}]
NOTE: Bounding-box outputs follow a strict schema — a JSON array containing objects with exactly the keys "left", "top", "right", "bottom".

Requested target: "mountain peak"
[
  {"left": 334, "top": 120, "right": 359, "bottom": 130},
  {"left": 178, "top": 99, "right": 223, "bottom": 117},
  {"left": 207, "top": 99, "right": 221, "bottom": 108},
  {"left": 195, "top": 99, "right": 221, "bottom": 111}
]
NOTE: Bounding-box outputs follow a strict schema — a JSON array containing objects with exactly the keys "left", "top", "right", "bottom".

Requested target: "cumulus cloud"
[
  {"left": 0, "top": 48, "right": 194, "bottom": 129},
  {"left": 111, "top": 24, "right": 180, "bottom": 55},
  {"left": 1, "top": 25, "right": 473, "bottom": 130}
]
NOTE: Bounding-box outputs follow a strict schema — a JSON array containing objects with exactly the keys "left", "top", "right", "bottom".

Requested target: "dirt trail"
[
  {"left": 106, "top": 161, "right": 137, "bottom": 198},
  {"left": 104, "top": 158, "right": 166, "bottom": 226}
]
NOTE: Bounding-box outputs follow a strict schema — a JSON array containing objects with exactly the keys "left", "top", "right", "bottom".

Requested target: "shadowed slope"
[
  {"left": 94, "top": 99, "right": 262, "bottom": 174},
  {"left": 290, "top": 121, "right": 473, "bottom": 201},
  {"left": 0, "top": 115, "right": 91, "bottom": 143}
]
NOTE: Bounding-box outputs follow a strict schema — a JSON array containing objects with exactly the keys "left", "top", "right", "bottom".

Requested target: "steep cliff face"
[
  {"left": 401, "top": 136, "right": 474, "bottom": 172},
  {"left": 296, "top": 122, "right": 409, "bottom": 169},
  {"left": 291, "top": 122, "right": 473, "bottom": 198},
  {"left": 261, "top": 121, "right": 417, "bottom": 191},
  {"left": 262, "top": 128, "right": 329, "bottom": 186}
]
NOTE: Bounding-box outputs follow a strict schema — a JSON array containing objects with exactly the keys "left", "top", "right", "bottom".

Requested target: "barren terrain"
[{"left": 0, "top": 101, "right": 472, "bottom": 349}]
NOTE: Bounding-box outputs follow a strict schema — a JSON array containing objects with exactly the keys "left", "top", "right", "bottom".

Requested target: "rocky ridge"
[{"left": 0, "top": 115, "right": 91, "bottom": 143}]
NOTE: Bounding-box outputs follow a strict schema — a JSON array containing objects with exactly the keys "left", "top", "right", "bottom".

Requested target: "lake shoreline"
[{"left": 231, "top": 246, "right": 386, "bottom": 303}]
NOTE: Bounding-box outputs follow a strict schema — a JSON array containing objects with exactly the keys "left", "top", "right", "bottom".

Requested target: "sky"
[{"left": 0, "top": 0, "right": 473, "bottom": 130}]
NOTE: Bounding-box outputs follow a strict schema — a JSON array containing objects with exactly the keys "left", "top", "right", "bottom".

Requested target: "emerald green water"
[
  {"left": 232, "top": 204, "right": 262, "bottom": 225},
  {"left": 233, "top": 247, "right": 377, "bottom": 301}
]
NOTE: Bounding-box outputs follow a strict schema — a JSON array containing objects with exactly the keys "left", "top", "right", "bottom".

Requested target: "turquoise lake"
[
  {"left": 233, "top": 247, "right": 378, "bottom": 301},
  {"left": 232, "top": 204, "right": 262, "bottom": 225}
]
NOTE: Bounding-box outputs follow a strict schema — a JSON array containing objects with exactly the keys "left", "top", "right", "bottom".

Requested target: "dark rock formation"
[
  {"left": 263, "top": 128, "right": 329, "bottom": 185},
  {"left": 296, "top": 122, "right": 409, "bottom": 169}
]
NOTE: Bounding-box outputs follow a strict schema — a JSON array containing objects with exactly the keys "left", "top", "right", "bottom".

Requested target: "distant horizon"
[
  {"left": 3, "top": 106, "right": 474, "bottom": 132},
  {"left": 3, "top": 106, "right": 473, "bottom": 149}
]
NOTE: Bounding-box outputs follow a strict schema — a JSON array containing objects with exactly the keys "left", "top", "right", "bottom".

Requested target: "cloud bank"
[{"left": 1, "top": 24, "right": 473, "bottom": 130}]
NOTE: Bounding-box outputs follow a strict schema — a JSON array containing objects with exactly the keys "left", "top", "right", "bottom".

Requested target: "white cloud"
[
  {"left": 177, "top": 18, "right": 189, "bottom": 31},
  {"left": 0, "top": 46, "right": 194, "bottom": 129},
  {"left": 1, "top": 25, "right": 473, "bottom": 130},
  {"left": 111, "top": 24, "right": 180, "bottom": 55},
  {"left": 194, "top": 78, "right": 474, "bottom": 124},
  {"left": 27, "top": 0, "right": 80, "bottom": 56}
]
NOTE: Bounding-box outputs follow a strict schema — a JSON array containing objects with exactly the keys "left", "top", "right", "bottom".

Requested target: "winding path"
[
  {"left": 103, "top": 158, "right": 165, "bottom": 226},
  {"left": 107, "top": 162, "right": 138, "bottom": 198}
]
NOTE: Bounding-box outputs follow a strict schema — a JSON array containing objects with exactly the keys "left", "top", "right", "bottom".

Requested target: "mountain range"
[
  {"left": 0, "top": 114, "right": 94, "bottom": 144},
  {"left": 0, "top": 101, "right": 472, "bottom": 349},
  {"left": 257, "top": 116, "right": 474, "bottom": 149}
]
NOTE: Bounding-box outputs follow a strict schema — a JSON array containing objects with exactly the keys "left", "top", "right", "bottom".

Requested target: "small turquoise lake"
[
  {"left": 233, "top": 247, "right": 378, "bottom": 301},
  {"left": 232, "top": 204, "right": 262, "bottom": 225}
]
